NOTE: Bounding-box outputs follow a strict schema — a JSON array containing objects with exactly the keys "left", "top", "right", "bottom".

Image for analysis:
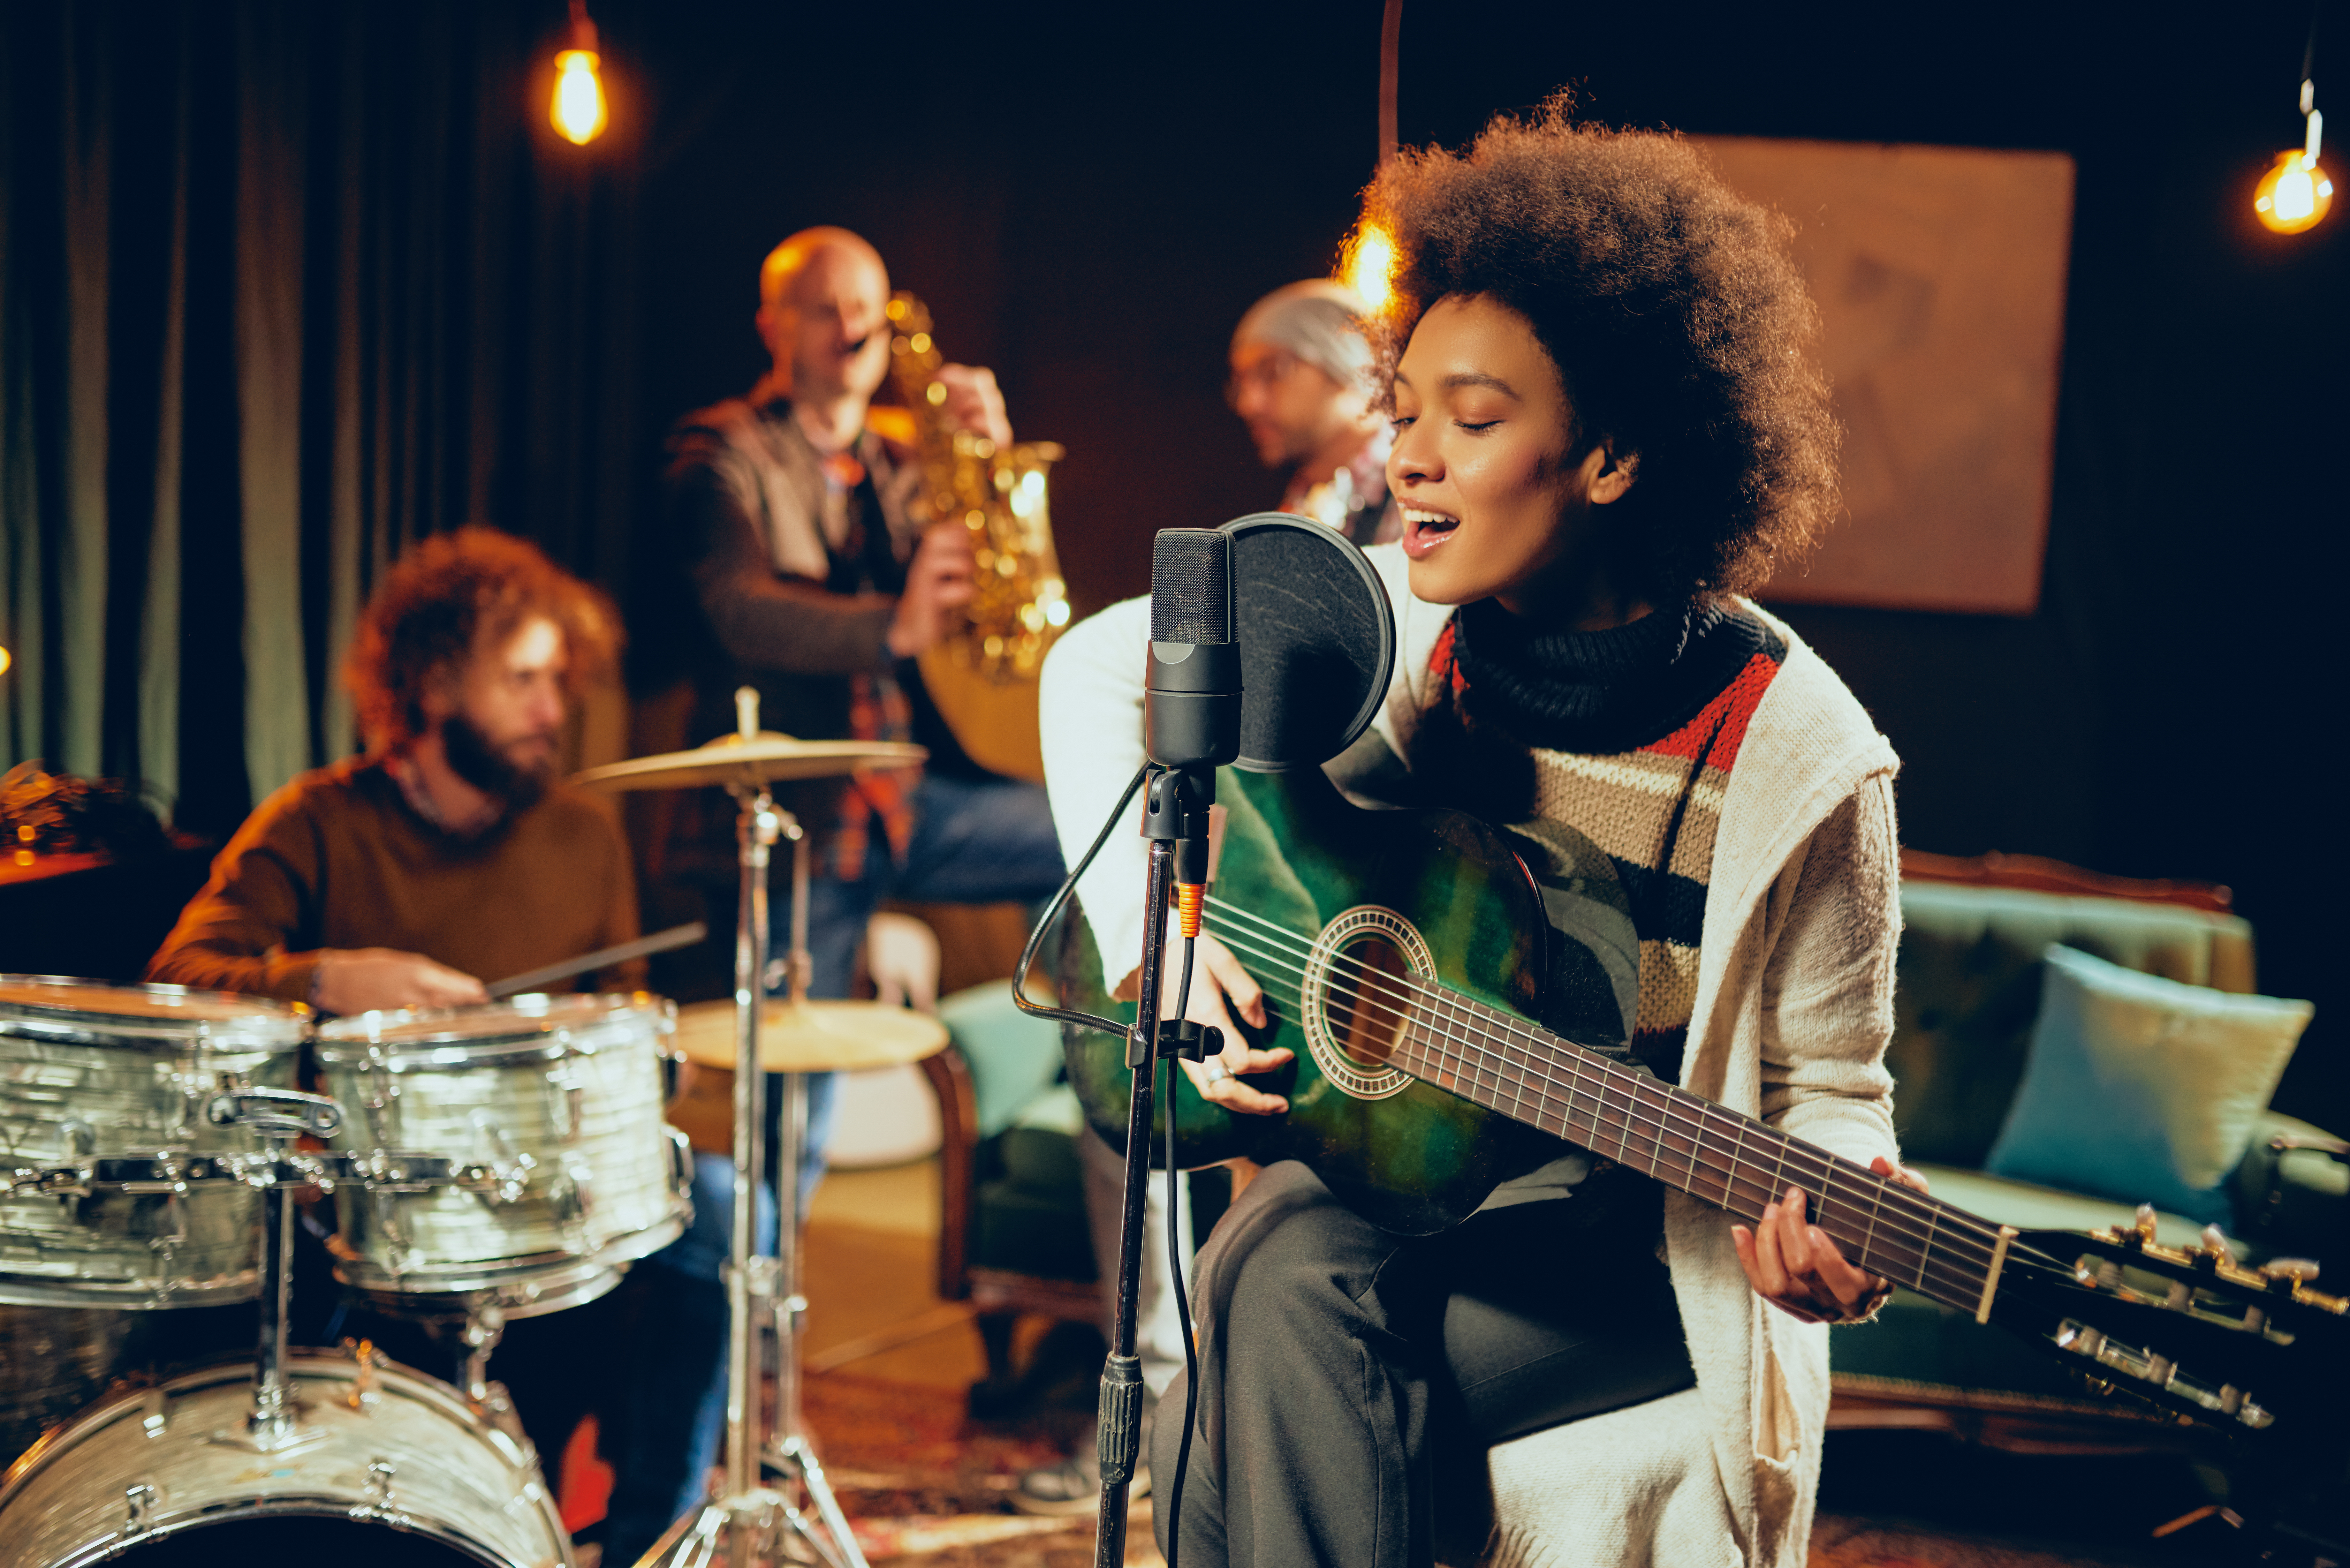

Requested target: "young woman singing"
[{"left": 1040, "top": 99, "right": 1925, "bottom": 1568}]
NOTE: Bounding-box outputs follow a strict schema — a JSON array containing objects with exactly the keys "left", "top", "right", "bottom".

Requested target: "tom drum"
[
  {"left": 314, "top": 993, "right": 689, "bottom": 1317},
  {"left": 0, "top": 977, "right": 309, "bottom": 1309}
]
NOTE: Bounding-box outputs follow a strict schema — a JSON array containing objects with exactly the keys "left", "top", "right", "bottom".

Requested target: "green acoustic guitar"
[{"left": 1059, "top": 763, "right": 2347, "bottom": 1441}]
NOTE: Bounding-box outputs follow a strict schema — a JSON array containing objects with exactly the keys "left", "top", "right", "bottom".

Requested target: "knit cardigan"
[{"left": 1038, "top": 542, "right": 1904, "bottom": 1568}]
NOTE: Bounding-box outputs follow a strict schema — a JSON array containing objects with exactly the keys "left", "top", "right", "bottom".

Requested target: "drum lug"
[
  {"left": 556, "top": 1151, "right": 598, "bottom": 1242},
  {"left": 148, "top": 1186, "right": 188, "bottom": 1292},
  {"left": 344, "top": 1338, "right": 383, "bottom": 1412},
  {"left": 365, "top": 1456, "right": 397, "bottom": 1506},
  {"left": 356, "top": 1056, "right": 397, "bottom": 1148},
  {"left": 125, "top": 1481, "right": 158, "bottom": 1534},
  {"left": 545, "top": 1069, "right": 586, "bottom": 1144},
  {"left": 368, "top": 1187, "right": 423, "bottom": 1273}
]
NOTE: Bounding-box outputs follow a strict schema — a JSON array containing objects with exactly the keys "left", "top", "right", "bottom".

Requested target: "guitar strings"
[
  {"left": 1196, "top": 901, "right": 2005, "bottom": 1288},
  {"left": 1199, "top": 916, "right": 2001, "bottom": 1301},
  {"left": 1199, "top": 902, "right": 2003, "bottom": 1278},
  {"left": 1200, "top": 917, "right": 1989, "bottom": 1271}
]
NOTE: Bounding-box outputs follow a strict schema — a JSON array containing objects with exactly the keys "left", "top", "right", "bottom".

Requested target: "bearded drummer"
[
  {"left": 148, "top": 526, "right": 642, "bottom": 1010},
  {"left": 145, "top": 526, "right": 643, "bottom": 1542}
]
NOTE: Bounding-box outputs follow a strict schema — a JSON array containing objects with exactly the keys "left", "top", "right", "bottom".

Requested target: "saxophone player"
[{"left": 609, "top": 227, "right": 1067, "bottom": 1566}]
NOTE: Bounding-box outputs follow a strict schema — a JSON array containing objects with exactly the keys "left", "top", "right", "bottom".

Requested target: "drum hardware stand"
[
  {"left": 203, "top": 1087, "right": 345, "bottom": 1455},
  {"left": 644, "top": 688, "right": 868, "bottom": 1568}
]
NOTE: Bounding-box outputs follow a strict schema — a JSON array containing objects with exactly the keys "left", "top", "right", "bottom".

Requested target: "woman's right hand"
[{"left": 1131, "top": 930, "right": 1292, "bottom": 1115}]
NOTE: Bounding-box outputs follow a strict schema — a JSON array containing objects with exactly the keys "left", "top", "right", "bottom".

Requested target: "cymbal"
[
  {"left": 672, "top": 997, "right": 947, "bottom": 1074},
  {"left": 573, "top": 732, "right": 926, "bottom": 793}
]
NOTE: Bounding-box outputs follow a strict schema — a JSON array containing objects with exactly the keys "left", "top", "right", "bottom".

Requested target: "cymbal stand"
[{"left": 645, "top": 691, "right": 866, "bottom": 1568}]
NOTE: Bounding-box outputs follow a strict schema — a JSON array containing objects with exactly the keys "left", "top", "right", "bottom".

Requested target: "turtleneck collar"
[{"left": 1451, "top": 596, "right": 1766, "bottom": 755}]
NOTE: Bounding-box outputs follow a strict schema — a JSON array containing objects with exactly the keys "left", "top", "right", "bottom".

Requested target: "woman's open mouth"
[{"left": 1400, "top": 506, "right": 1460, "bottom": 559}]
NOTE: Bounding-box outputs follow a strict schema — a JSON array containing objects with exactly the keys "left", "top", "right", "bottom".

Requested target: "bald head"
[
  {"left": 759, "top": 226, "right": 887, "bottom": 316},
  {"left": 754, "top": 227, "right": 892, "bottom": 407}
]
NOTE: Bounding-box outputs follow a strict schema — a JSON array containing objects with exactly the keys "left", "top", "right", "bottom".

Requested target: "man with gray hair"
[{"left": 1227, "top": 279, "right": 1398, "bottom": 545}]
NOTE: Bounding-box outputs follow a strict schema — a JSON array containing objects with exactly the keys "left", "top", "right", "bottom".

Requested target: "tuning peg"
[
  {"left": 2133, "top": 1203, "right": 2159, "bottom": 1241},
  {"left": 2261, "top": 1257, "right": 2320, "bottom": 1294},
  {"left": 2199, "top": 1225, "right": 2235, "bottom": 1266}
]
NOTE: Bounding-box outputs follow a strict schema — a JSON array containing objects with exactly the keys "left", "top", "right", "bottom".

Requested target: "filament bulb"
[
  {"left": 552, "top": 49, "right": 607, "bottom": 145},
  {"left": 1343, "top": 223, "right": 1397, "bottom": 314},
  {"left": 2256, "top": 150, "right": 2333, "bottom": 234}
]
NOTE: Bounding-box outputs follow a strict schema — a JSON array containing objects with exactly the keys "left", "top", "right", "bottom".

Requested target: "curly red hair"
[
  {"left": 1355, "top": 96, "right": 1840, "bottom": 602},
  {"left": 345, "top": 527, "right": 619, "bottom": 752}
]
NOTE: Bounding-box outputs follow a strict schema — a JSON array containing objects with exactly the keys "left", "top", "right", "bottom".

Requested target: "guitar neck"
[{"left": 1389, "top": 987, "right": 2002, "bottom": 1317}]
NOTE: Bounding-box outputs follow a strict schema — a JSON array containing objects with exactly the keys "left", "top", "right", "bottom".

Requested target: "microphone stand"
[{"left": 1095, "top": 765, "right": 1214, "bottom": 1568}]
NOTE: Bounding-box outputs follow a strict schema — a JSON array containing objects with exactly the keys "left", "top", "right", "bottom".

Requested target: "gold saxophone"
[{"left": 882, "top": 291, "right": 1069, "bottom": 782}]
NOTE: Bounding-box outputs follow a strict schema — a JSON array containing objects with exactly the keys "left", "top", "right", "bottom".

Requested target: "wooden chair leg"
[{"left": 967, "top": 1309, "right": 1024, "bottom": 1417}]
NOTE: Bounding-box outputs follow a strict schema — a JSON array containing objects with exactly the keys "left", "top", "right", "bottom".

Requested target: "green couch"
[{"left": 1827, "top": 877, "right": 2346, "bottom": 1444}]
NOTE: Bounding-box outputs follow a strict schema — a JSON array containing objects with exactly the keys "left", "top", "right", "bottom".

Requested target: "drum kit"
[{"left": 0, "top": 692, "right": 948, "bottom": 1568}]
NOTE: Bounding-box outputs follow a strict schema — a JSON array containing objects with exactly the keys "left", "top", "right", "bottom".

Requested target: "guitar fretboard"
[{"left": 1386, "top": 982, "right": 2005, "bottom": 1315}]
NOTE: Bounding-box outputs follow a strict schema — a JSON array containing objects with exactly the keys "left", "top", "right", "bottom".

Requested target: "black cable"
[
  {"left": 1164, "top": 933, "right": 1202, "bottom": 1568},
  {"left": 1011, "top": 762, "right": 1152, "bottom": 1038}
]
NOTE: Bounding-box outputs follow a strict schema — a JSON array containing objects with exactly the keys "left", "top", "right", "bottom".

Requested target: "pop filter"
[{"left": 1220, "top": 513, "right": 1396, "bottom": 773}]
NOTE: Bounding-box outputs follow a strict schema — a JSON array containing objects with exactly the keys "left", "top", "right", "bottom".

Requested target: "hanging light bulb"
[
  {"left": 1343, "top": 222, "right": 1397, "bottom": 314},
  {"left": 0, "top": 646, "right": 11, "bottom": 677},
  {"left": 2256, "top": 37, "right": 2331, "bottom": 234},
  {"left": 550, "top": 0, "right": 608, "bottom": 147},
  {"left": 2256, "top": 148, "right": 2332, "bottom": 232}
]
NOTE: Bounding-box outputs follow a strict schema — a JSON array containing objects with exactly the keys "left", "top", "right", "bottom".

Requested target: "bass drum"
[
  {"left": 0, "top": 1346, "right": 572, "bottom": 1568},
  {"left": 0, "top": 1303, "right": 246, "bottom": 1481}
]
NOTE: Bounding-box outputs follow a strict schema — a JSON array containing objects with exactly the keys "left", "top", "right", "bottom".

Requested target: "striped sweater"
[{"left": 1424, "top": 599, "right": 1789, "bottom": 1084}]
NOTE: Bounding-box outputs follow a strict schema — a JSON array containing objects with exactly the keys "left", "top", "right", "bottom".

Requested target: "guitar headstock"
[{"left": 1985, "top": 1209, "right": 2346, "bottom": 1436}]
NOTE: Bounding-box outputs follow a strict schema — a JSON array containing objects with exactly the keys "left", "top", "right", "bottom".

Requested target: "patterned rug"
[
  {"left": 805, "top": 1372, "right": 1136, "bottom": 1566},
  {"left": 562, "top": 1372, "right": 2207, "bottom": 1566},
  {"left": 792, "top": 1375, "right": 2207, "bottom": 1568}
]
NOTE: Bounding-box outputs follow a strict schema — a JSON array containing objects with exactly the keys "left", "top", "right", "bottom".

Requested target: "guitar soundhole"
[{"left": 1330, "top": 935, "right": 1413, "bottom": 1068}]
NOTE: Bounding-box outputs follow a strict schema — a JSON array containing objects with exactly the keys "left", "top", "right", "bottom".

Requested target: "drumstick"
[{"left": 485, "top": 922, "right": 709, "bottom": 999}]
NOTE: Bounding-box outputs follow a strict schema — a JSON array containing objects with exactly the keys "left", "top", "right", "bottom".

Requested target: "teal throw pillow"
[{"left": 1984, "top": 945, "right": 2312, "bottom": 1225}]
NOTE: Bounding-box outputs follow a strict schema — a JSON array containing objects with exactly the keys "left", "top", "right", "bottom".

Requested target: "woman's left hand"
[{"left": 1732, "top": 1155, "right": 1930, "bottom": 1324}]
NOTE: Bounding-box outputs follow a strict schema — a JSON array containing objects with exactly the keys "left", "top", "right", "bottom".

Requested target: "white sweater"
[{"left": 1038, "top": 542, "right": 1903, "bottom": 1567}]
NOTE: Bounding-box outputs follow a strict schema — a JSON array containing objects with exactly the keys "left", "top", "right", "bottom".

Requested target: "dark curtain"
[{"left": 0, "top": 0, "right": 641, "bottom": 841}]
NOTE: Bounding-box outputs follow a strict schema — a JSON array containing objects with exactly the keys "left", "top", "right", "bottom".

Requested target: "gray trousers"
[{"left": 1153, "top": 1160, "right": 1697, "bottom": 1568}]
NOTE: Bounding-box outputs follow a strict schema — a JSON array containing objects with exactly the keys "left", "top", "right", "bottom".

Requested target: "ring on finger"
[{"left": 1201, "top": 1062, "right": 1231, "bottom": 1085}]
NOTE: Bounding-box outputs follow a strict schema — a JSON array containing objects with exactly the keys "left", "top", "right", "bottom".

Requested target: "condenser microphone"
[{"left": 1144, "top": 528, "right": 1242, "bottom": 774}]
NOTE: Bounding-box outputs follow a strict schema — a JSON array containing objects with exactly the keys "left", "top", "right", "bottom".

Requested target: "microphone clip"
[
  {"left": 1140, "top": 766, "right": 1215, "bottom": 886},
  {"left": 1155, "top": 1018, "right": 1221, "bottom": 1063}
]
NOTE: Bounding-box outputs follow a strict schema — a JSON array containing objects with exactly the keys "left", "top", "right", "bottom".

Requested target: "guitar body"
[{"left": 1062, "top": 764, "right": 1569, "bottom": 1235}]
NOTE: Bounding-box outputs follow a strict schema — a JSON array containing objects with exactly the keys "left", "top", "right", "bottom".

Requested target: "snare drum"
[
  {"left": 0, "top": 977, "right": 309, "bottom": 1309},
  {"left": 0, "top": 1345, "right": 572, "bottom": 1568},
  {"left": 314, "top": 994, "right": 690, "bottom": 1315}
]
